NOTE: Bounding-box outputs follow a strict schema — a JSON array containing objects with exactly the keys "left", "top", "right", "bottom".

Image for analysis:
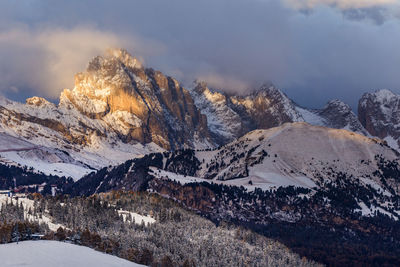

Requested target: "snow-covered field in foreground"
[{"left": 0, "top": 240, "right": 144, "bottom": 267}]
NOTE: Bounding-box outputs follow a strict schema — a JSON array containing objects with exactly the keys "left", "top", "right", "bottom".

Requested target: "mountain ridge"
[{"left": 0, "top": 48, "right": 399, "bottom": 179}]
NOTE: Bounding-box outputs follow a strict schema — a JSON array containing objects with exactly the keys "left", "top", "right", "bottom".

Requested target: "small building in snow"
[{"left": 0, "top": 190, "right": 12, "bottom": 197}]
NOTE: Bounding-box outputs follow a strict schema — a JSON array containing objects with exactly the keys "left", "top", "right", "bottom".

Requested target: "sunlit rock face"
[
  {"left": 0, "top": 49, "right": 214, "bottom": 177},
  {"left": 1, "top": 48, "right": 398, "bottom": 179},
  {"left": 60, "top": 49, "right": 212, "bottom": 150},
  {"left": 359, "top": 89, "right": 400, "bottom": 151}
]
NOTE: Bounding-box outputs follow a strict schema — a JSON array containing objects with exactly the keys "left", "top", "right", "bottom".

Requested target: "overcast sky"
[{"left": 0, "top": 0, "right": 399, "bottom": 109}]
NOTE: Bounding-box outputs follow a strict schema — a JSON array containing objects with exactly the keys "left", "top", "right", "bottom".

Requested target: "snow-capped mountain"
[
  {"left": 1, "top": 48, "right": 399, "bottom": 267},
  {"left": 70, "top": 122, "right": 400, "bottom": 219},
  {"left": 193, "top": 123, "right": 396, "bottom": 187},
  {"left": 296, "top": 100, "right": 369, "bottom": 135},
  {"left": 359, "top": 89, "right": 400, "bottom": 151},
  {"left": 190, "top": 82, "right": 303, "bottom": 144},
  {"left": 190, "top": 82, "right": 368, "bottom": 144},
  {"left": 0, "top": 132, "right": 91, "bottom": 179},
  {"left": 60, "top": 49, "right": 212, "bottom": 150},
  {"left": 0, "top": 49, "right": 215, "bottom": 178},
  {"left": 0, "top": 48, "right": 398, "bottom": 180}
]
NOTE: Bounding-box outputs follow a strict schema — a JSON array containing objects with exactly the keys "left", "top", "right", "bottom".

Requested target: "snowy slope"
[
  {"left": 150, "top": 166, "right": 315, "bottom": 192},
  {"left": 70, "top": 122, "right": 400, "bottom": 219},
  {"left": 189, "top": 82, "right": 303, "bottom": 144},
  {"left": 190, "top": 83, "right": 243, "bottom": 143},
  {"left": 0, "top": 132, "right": 92, "bottom": 179},
  {"left": 296, "top": 100, "right": 369, "bottom": 136},
  {"left": 190, "top": 82, "right": 369, "bottom": 146},
  {"left": 0, "top": 94, "right": 164, "bottom": 174},
  {"left": 0, "top": 241, "right": 143, "bottom": 267},
  {"left": 0, "top": 195, "right": 66, "bottom": 231},
  {"left": 0, "top": 195, "right": 156, "bottom": 230},
  {"left": 152, "top": 123, "right": 400, "bottom": 219},
  {"left": 194, "top": 123, "right": 392, "bottom": 181}
]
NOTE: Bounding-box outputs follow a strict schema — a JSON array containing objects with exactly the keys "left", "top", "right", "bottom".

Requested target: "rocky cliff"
[
  {"left": 0, "top": 49, "right": 214, "bottom": 178},
  {"left": 1, "top": 49, "right": 398, "bottom": 179},
  {"left": 359, "top": 89, "right": 400, "bottom": 151},
  {"left": 190, "top": 82, "right": 368, "bottom": 143}
]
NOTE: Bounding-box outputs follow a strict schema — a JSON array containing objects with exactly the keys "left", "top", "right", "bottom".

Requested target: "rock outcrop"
[
  {"left": 60, "top": 49, "right": 211, "bottom": 150},
  {"left": 358, "top": 89, "right": 400, "bottom": 151}
]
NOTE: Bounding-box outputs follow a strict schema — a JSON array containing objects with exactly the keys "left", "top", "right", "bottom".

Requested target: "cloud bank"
[
  {"left": 0, "top": 26, "right": 163, "bottom": 99},
  {"left": 282, "top": 0, "right": 400, "bottom": 24},
  {"left": 0, "top": 0, "right": 399, "bottom": 109},
  {"left": 283, "top": 0, "right": 396, "bottom": 10}
]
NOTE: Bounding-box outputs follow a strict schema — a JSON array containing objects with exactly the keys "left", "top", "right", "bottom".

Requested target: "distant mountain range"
[
  {"left": 69, "top": 122, "right": 400, "bottom": 218},
  {"left": 1, "top": 48, "right": 400, "bottom": 266},
  {"left": 0, "top": 49, "right": 399, "bottom": 179},
  {"left": 65, "top": 122, "right": 400, "bottom": 265}
]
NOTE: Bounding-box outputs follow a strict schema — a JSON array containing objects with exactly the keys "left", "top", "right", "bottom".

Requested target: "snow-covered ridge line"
[
  {"left": 1, "top": 48, "right": 399, "bottom": 181},
  {"left": 189, "top": 81, "right": 371, "bottom": 147},
  {"left": 145, "top": 122, "right": 400, "bottom": 220}
]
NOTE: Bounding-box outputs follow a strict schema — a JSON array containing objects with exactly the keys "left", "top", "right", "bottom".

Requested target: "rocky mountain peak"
[
  {"left": 26, "top": 97, "right": 55, "bottom": 108},
  {"left": 193, "top": 80, "right": 208, "bottom": 93},
  {"left": 86, "top": 48, "right": 142, "bottom": 73},
  {"left": 295, "top": 99, "right": 369, "bottom": 136},
  {"left": 2, "top": 48, "right": 400, "bottom": 180},
  {"left": 104, "top": 48, "right": 143, "bottom": 70},
  {"left": 365, "top": 89, "right": 396, "bottom": 104},
  {"left": 58, "top": 48, "right": 213, "bottom": 150},
  {"left": 324, "top": 99, "right": 351, "bottom": 111},
  {"left": 318, "top": 99, "right": 369, "bottom": 135},
  {"left": 189, "top": 82, "right": 303, "bottom": 144},
  {"left": 250, "top": 82, "right": 278, "bottom": 96},
  {"left": 71, "top": 48, "right": 146, "bottom": 100},
  {"left": 358, "top": 89, "right": 400, "bottom": 150}
]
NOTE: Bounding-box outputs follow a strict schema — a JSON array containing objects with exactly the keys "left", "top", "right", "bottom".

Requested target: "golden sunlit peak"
[{"left": 104, "top": 48, "right": 143, "bottom": 70}]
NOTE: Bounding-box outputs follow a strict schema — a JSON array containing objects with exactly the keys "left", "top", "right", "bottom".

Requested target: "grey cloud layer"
[
  {"left": 282, "top": 0, "right": 397, "bottom": 10},
  {"left": 0, "top": 0, "right": 399, "bottom": 109},
  {"left": 0, "top": 26, "right": 163, "bottom": 98}
]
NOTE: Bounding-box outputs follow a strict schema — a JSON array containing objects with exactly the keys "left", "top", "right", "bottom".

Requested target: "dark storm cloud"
[
  {"left": 342, "top": 7, "right": 387, "bottom": 24},
  {"left": 0, "top": 0, "right": 399, "bottom": 109}
]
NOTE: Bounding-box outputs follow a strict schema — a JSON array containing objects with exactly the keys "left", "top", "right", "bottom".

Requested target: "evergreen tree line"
[{"left": 0, "top": 192, "right": 320, "bottom": 267}]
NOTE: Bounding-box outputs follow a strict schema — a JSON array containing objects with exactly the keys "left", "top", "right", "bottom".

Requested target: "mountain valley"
[{"left": 1, "top": 49, "right": 400, "bottom": 266}]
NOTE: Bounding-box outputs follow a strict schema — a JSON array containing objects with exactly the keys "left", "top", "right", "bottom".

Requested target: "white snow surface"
[
  {"left": 200, "top": 123, "right": 395, "bottom": 184},
  {"left": 384, "top": 135, "right": 400, "bottom": 152},
  {"left": 374, "top": 89, "right": 396, "bottom": 103},
  {"left": 151, "top": 167, "right": 315, "bottom": 191},
  {"left": 0, "top": 97, "right": 163, "bottom": 179},
  {"left": 117, "top": 209, "right": 156, "bottom": 225},
  {"left": 295, "top": 107, "right": 326, "bottom": 126},
  {"left": 356, "top": 201, "right": 398, "bottom": 220},
  {"left": 0, "top": 195, "right": 66, "bottom": 231},
  {"left": 0, "top": 132, "right": 92, "bottom": 180},
  {"left": 155, "top": 123, "right": 399, "bottom": 201},
  {"left": 190, "top": 86, "right": 242, "bottom": 141},
  {"left": 0, "top": 240, "right": 143, "bottom": 267}
]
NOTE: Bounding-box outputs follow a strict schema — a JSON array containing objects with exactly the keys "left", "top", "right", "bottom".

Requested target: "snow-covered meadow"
[{"left": 0, "top": 240, "right": 144, "bottom": 267}]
